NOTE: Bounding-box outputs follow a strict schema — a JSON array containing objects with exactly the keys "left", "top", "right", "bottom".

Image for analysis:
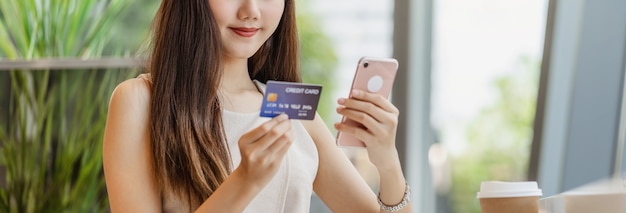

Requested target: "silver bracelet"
[{"left": 377, "top": 182, "right": 410, "bottom": 212}]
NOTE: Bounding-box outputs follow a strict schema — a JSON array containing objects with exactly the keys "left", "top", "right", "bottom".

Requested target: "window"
[{"left": 431, "top": 0, "right": 547, "bottom": 212}]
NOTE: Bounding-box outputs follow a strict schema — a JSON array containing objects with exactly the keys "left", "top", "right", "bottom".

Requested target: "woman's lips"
[{"left": 231, "top": 27, "right": 259, "bottom": 37}]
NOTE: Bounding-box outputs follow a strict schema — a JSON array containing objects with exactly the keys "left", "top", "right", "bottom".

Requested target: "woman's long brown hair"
[{"left": 147, "top": 0, "right": 300, "bottom": 209}]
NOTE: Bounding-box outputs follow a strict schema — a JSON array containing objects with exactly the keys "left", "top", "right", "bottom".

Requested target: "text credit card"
[{"left": 260, "top": 80, "right": 323, "bottom": 120}]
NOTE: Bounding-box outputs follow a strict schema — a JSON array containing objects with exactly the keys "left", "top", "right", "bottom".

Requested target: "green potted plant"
[{"left": 0, "top": 0, "right": 132, "bottom": 212}]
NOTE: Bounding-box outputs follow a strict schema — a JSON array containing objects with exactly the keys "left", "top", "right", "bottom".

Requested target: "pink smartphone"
[{"left": 336, "top": 57, "right": 399, "bottom": 147}]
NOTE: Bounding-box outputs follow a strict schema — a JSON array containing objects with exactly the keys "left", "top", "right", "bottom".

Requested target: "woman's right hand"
[
  {"left": 195, "top": 114, "right": 293, "bottom": 212},
  {"left": 236, "top": 114, "right": 294, "bottom": 187}
]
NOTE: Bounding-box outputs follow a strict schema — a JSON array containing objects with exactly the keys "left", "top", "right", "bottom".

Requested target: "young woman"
[{"left": 103, "top": 0, "right": 412, "bottom": 212}]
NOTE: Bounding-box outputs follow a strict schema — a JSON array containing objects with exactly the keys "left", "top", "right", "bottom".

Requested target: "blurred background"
[{"left": 2, "top": 0, "right": 626, "bottom": 212}]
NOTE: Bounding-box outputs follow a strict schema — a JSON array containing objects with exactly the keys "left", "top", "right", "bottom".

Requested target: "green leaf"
[{"left": 0, "top": 16, "right": 18, "bottom": 58}]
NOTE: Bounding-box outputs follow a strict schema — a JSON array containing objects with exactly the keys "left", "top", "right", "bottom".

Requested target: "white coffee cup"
[{"left": 477, "top": 181, "right": 543, "bottom": 213}]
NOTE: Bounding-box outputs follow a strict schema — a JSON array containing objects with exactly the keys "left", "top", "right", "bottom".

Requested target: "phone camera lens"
[{"left": 364, "top": 62, "right": 369, "bottom": 68}]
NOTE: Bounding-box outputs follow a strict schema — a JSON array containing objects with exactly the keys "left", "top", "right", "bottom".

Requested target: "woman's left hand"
[{"left": 334, "top": 89, "right": 400, "bottom": 168}]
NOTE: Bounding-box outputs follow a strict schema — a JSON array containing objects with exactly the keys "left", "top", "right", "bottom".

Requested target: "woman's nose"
[{"left": 237, "top": 0, "right": 261, "bottom": 20}]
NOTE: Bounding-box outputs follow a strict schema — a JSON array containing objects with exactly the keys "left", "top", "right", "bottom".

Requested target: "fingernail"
[
  {"left": 337, "top": 98, "right": 345, "bottom": 104},
  {"left": 351, "top": 90, "right": 360, "bottom": 97},
  {"left": 278, "top": 114, "right": 288, "bottom": 120}
]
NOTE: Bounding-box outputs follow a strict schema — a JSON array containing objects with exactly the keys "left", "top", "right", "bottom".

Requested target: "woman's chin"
[
  {"left": 222, "top": 44, "right": 265, "bottom": 59},
  {"left": 223, "top": 51, "right": 258, "bottom": 61}
]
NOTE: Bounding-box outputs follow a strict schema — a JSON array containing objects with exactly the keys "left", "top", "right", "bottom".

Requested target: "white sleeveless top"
[
  {"left": 139, "top": 75, "right": 319, "bottom": 212},
  {"left": 221, "top": 81, "right": 319, "bottom": 212}
]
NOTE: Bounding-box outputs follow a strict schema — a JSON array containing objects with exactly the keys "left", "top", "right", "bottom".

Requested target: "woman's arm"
[
  {"left": 302, "top": 114, "right": 380, "bottom": 212},
  {"left": 103, "top": 79, "right": 294, "bottom": 212},
  {"left": 335, "top": 89, "right": 412, "bottom": 212},
  {"left": 302, "top": 89, "right": 412, "bottom": 213},
  {"left": 103, "top": 78, "right": 161, "bottom": 212}
]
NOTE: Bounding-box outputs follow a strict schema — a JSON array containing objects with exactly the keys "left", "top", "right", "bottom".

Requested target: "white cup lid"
[{"left": 477, "top": 181, "right": 543, "bottom": 198}]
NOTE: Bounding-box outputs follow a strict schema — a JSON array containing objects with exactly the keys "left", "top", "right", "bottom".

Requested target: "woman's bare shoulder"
[
  {"left": 105, "top": 77, "right": 152, "bottom": 142},
  {"left": 110, "top": 77, "right": 151, "bottom": 109}
]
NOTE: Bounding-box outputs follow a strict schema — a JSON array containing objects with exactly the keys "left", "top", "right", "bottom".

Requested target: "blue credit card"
[{"left": 260, "top": 80, "right": 323, "bottom": 120}]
